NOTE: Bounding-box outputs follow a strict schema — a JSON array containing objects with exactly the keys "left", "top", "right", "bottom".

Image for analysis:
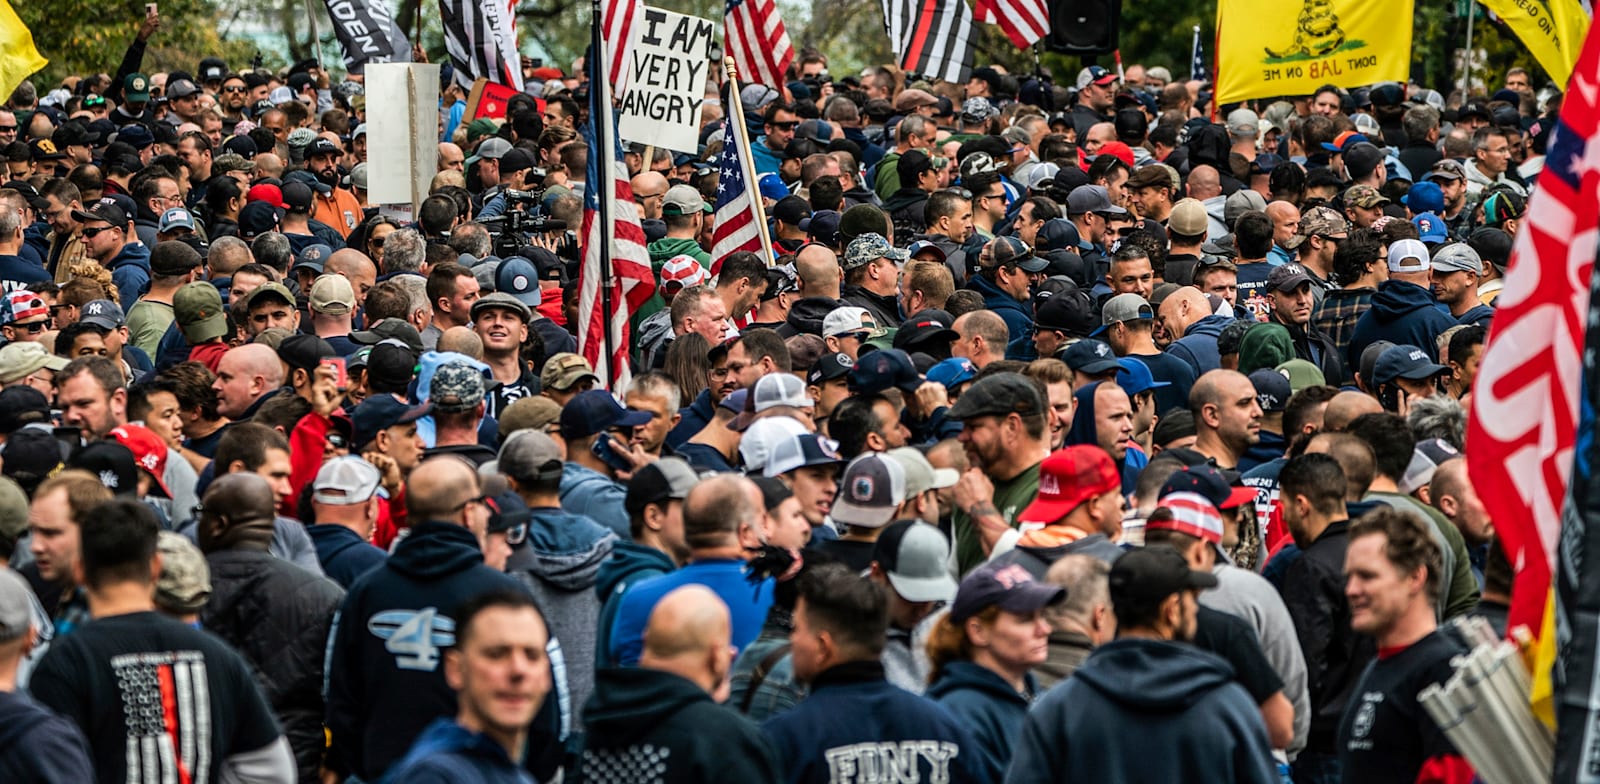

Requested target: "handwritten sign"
[{"left": 617, "top": 7, "right": 716, "bottom": 153}]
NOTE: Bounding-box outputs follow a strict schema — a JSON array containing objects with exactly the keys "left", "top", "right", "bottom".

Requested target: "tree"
[{"left": 18, "top": 0, "right": 260, "bottom": 88}]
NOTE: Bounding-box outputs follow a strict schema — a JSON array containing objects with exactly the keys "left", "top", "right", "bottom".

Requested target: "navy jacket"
[
  {"left": 384, "top": 718, "right": 534, "bottom": 784},
  {"left": 1168, "top": 313, "right": 1234, "bottom": 375},
  {"left": 0, "top": 690, "right": 94, "bottom": 783},
  {"left": 762, "top": 660, "right": 981, "bottom": 784},
  {"left": 969, "top": 274, "right": 1036, "bottom": 361},
  {"left": 0, "top": 253, "right": 49, "bottom": 292},
  {"left": 1456, "top": 303, "right": 1494, "bottom": 329},
  {"left": 582, "top": 667, "right": 781, "bottom": 783},
  {"left": 666, "top": 389, "right": 716, "bottom": 451},
  {"left": 308, "top": 523, "right": 387, "bottom": 589},
  {"left": 1005, "top": 638, "right": 1278, "bottom": 784},
  {"left": 106, "top": 242, "right": 152, "bottom": 311},
  {"left": 1346, "top": 281, "right": 1457, "bottom": 368},
  {"left": 325, "top": 520, "right": 527, "bottom": 780},
  {"left": 926, "top": 661, "right": 1036, "bottom": 782}
]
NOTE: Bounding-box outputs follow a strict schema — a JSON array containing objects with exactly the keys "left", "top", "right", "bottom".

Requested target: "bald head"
[
  {"left": 1305, "top": 431, "right": 1375, "bottom": 500},
  {"left": 207, "top": 236, "right": 252, "bottom": 277},
  {"left": 683, "top": 474, "right": 761, "bottom": 550},
  {"left": 795, "top": 244, "right": 842, "bottom": 298},
  {"left": 1189, "top": 368, "right": 1250, "bottom": 412},
  {"left": 1187, "top": 165, "right": 1221, "bottom": 200},
  {"left": 953, "top": 310, "right": 1009, "bottom": 365},
  {"left": 642, "top": 585, "right": 731, "bottom": 660},
  {"left": 438, "top": 326, "right": 484, "bottom": 359},
  {"left": 224, "top": 343, "right": 285, "bottom": 386},
  {"left": 1266, "top": 201, "right": 1299, "bottom": 221},
  {"left": 1323, "top": 390, "right": 1383, "bottom": 432},
  {"left": 327, "top": 248, "right": 376, "bottom": 279},
  {"left": 199, "top": 472, "right": 277, "bottom": 552},
  {"left": 1158, "top": 286, "right": 1210, "bottom": 338},
  {"left": 407, "top": 456, "right": 482, "bottom": 524}
]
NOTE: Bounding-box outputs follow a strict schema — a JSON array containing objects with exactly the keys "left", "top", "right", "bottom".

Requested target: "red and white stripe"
[
  {"left": 725, "top": 0, "right": 795, "bottom": 90},
  {"left": 974, "top": 0, "right": 1049, "bottom": 49},
  {"left": 709, "top": 117, "right": 765, "bottom": 275},
  {"left": 1153, "top": 492, "right": 1224, "bottom": 544},
  {"left": 603, "top": 0, "right": 646, "bottom": 95}
]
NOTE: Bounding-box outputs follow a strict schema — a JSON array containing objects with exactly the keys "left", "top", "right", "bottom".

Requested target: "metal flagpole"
[
  {"left": 591, "top": 0, "right": 618, "bottom": 385},
  {"left": 722, "top": 56, "right": 776, "bottom": 264},
  {"left": 1462, "top": 0, "right": 1476, "bottom": 95}
]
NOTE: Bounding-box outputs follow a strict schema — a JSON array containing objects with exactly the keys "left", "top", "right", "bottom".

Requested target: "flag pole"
[
  {"left": 722, "top": 56, "right": 776, "bottom": 265},
  {"left": 591, "top": 0, "right": 619, "bottom": 388}
]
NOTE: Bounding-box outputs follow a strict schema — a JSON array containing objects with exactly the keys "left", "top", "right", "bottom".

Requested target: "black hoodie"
[
  {"left": 581, "top": 667, "right": 782, "bottom": 783},
  {"left": 777, "top": 296, "right": 844, "bottom": 338}
]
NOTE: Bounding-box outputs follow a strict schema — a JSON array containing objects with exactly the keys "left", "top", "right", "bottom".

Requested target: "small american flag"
[
  {"left": 1190, "top": 25, "right": 1209, "bottom": 82},
  {"left": 578, "top": 33, "right": 656, "bottom": 392},
  {"left": 974, "top": 0, "right": 1049, "bottom": 50},
  {"left": 709, "top": 118, "right": 766, "bottom": 275},
  {"left": 604, "top": 0, "right": 646, "bottom": 95},
  {"left": 725, "top": 0, "right": 794, "bottom": 90}
]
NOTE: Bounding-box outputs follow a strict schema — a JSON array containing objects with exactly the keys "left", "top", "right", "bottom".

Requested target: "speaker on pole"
[{"left": 1046, "top": 0, "right": 1123, "bottom": 54}]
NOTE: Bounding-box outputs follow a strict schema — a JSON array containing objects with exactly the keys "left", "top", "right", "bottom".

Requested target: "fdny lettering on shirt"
[{"left": 823, "top": 740, "right": 960, "bottom": 783}]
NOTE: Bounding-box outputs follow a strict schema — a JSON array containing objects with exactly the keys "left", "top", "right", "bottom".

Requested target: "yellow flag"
[
  {"left": 0, "top": 0, "right": 46, "bottom": 102},
  {"left": 1215, "top": 0, "right": 1413, "bottom": 105},
  {"left": 1477, "top": 0, "right": 1590, "bottom": 87}
]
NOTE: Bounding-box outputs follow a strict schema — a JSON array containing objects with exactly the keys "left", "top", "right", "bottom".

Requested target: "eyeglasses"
[
  {"left": 81, "top": 225, "right": 117, "bottom": 238},
  {"left": 0, "top": 126, "right": 15, "bottom": 133},
  {"left": 447, "top": 494, "right": 492, "bottom": 516},
  {"left": 223, "top": 86, "right": 247, "bottom": 93},
  {"left": 841, "top": 330, "right": 871, "bottom": 342},
  {"left": 16, "top": 321, "right": 45, "bottom": 334},
  {"left": 942, "top": 187, "right": 972, "bottom": 199}
]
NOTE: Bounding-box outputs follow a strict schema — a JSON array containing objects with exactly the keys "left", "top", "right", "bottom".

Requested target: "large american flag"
[
  {"left": 439, "top": 0, "right": 524, "bottom": 89},
  {"left": 578, "top": 33, "right": 656, "bottom": 392},
  {"left": 709, "top": 118, "right": 765, "bottom": 275},
  {"left": 974, "top": 0, "right": 1049, "bottom": 49},
  {"left": 725, "top": 0, "right": 794, "bottom": 91},
  {"left": 604, "top": 0, "right": 646, "bottom": 95}
]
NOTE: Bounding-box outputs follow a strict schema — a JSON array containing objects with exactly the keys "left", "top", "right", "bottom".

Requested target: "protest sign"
[
  {"left": 617, "top": 6, "right": 716, "bottom": 153},
  {"left": 1214, "top": 0, "right": 1412, "bottom": 105}
]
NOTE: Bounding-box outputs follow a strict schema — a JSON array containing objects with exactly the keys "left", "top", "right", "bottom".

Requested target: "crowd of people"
[{"left": 0, "top": 8, "right": 1544, "bottom": 784}]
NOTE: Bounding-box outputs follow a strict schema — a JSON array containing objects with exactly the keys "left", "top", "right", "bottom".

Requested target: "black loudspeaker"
[{"left": 1046, "top": 0, "right": 1123, "bottom": 54}]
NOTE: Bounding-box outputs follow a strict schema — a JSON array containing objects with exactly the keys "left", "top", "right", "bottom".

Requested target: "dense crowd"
[{"left": 0, "top": 9, "right": 1545, "bottom": 784}]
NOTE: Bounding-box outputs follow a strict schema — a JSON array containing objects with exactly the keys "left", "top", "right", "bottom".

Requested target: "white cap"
[
  {"left": 737, "top": 417, "right": 809, "bottom": 473},
  {"left": 312, "top": 456, "right": 382, "bottom": 504},
  {"left": 822, "top": 306, "right": 876, "bottom": 339},
  {"left": 1388, "top": 239, "right": 1431, "bottom": 273},
  {"left": 753, "top": 373, "right": 813, "bottom": 412},
  {"left": 886, "top": 447, "right": 959, "bottom": 497}
]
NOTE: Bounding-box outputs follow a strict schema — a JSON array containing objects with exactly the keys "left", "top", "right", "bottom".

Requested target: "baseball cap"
[
  {"left": 886, "top": 446, "right": 959, "bottom": 497},
  {"left": 1321, "top": 130, "right": 1369, "bottom": 154},
  {"left": 1159, "top": 465, "right": 1256, "bottom": 509},
  {"left": 772, "top": 195, "right": 812, "bottom": 227},
  {"left": 1248, "top": 368, "right": 1291, "bottom": 413},
  {"left": 807, "top": 352, "right": 855, "bottom": 386},
  {"left": 848, "top": 348, "right": 922, "bottom": 395},
  {"left": 1343, "top": 183, "right": 1389, "bottom": 210},
  {"left": 951, "top": 561, "right": 1067, "bottom": 622},
  {"left": 109, "top": 424, "right": 173, "bottom": 498},
  {"left": 905, "top": 240, "right": 947, "bottom": 264},
  {"left": 947, "top": 372, "right": 1046, "bottom": 421},
  {"left": 1066, "top": 184, "right": 1128, "bottom": 217},
  {"left": 925, "top": 356, "right": 977, "bottom": 389},
  {"left": 467, "top": 137, "right": 513, "bottom": 165},
  {"left": 1076, "top": 65, "right": 1117, "bottom": 89},
  {"left": 1035, "top": 288, "right": 1097, "bottom": 338},
  {"left": 0, "top": 291, "right": 46, "bottom": 326},
  {"left": 1018, "top": 445, "right": 1121, "bottom": 524},
  {"left": 351, "top": 395, "right": 431, "bottom": 449},
  {"left": 244, "top": 282, "right": 295, "bottom": 310},
  {"left": 78, "top": 299, "right": 124, "bottom": 331},
  {"left": 822, "top": 307, "right": 879, "bottom": 339},
  {"left": 1226, "top": 108, "right": 1260, "bottom": 137},
  {"left": 1115, "top": 356, "right": 1171, "bottom": 398},
  {"left": 237, "top": 201, "right": 281, "bottom": 238},
  {"left": 470, "top": 291, "right": 532, "bottom": 323},
  {"left": 844, "top": 233, "right": 908, "bottom": 271},
  {"left": 1109, "top": 546, "right": 1219, "bottom": 607},
  {"left": 1168, "top": 198, "right": 1210, "bottom": 236},
  {"left": 803, "top": 210, "right": 842, "bottom": 247},
  {"left": 1266, "top": 263, "right": 1314, "bottom": 292},
  {"left": 1403, "top": 181, "right": 1445, "bottom": 214},
  {"left": 737, "top": 416, "right": 809, "bottom": 469},
  {"left": 279, "top": 334, "right": 337, "bottom": 372},
  {"left": 281, "top": 181, "right": 315, "bottom": 213},
  {"left": 982, "top": 235, "right": 1049, "bottom": 274},
  {"left": 312, "top": 455, "right": 383, "bottom": 504},
  {"left": 1061, "top": 339, "right": 1122, "bottom": 375},
  {"left": 493, "top": 257, "right": 542, "bottom": 307},
  {"left": 69, "top": 441, "right": 141, "bottom": 497},
  {"left": 961, "top": 97, "right": 998, "bottom": 124},
  {"left": 1276, "top": 359, "right": 1326, "bottom": 393},
  {"left": 246, "top": 183, "right": 289, "bottom": 209},
  {"left": 1148, "top": 491, "right": 1226, "bottom": 545},
  {"left": 560, "top": 389, "right": 652, "bottom": 440},
  {"left": 174, "top": 282, "right": 227, "bottom": 343},
  {"left": 309, "top": 274, "right": 356, "bottom": 315},
  {"left": 1342, "top": 145, "right": 1386, "bottom": 181},
  {"left": 350, "top": 319, "right": 426, "bottom": 353},
  {"left": 625, "top": 457, "right": 699, "bottom": 515},
  {"left": 894, "top": 310, "right": 958, "bottom": 350},
  {"left": 0, "top": 386, "right": 50, "bottom": 434},
  {"left": 124, "top": 73, "right": 152, "bottom": 102},
  {"left": 293, "top": 244, "right": 332, "bottom": 275},
  {"left": 1373, "top": 344, "right": 1449, "bottom": 386},
  {"left": 430, "top": 361, "right": 486, "bottom": 413},
  {"left": 960, "top": 152, "right": 1003, "bottom": 179},
  {"left": 541, "top": 353, "right": 599, "bottom": 392},
  {"left": 1096, "top": 293, "right": 1153, "bottom": 334},
  {"left": 1468, "top": 228, "right": 1513, "bottom": 274},
  {"left": 758, "top": 173, "right": 789, "bottom": 201},
  {"left": 1399, "top": 438, "right": 1462, "bottom": 495},
  {"left": 765, "top": 433, "right": 844, "bottom": 477},
  {"left": 497, "top": 396, "right": 563, "bottom": 436},
  {"left": 0, "top": 341, "right": 66, "bottom": 385},
  {"left": 1388, "top": 239, "right": 1431, "bottom": 273},
  {"left": 153, "top": 531, "right": 211, "bottom": 614},
  {"left": 752, "top": 373, "right": 812, "bottom": 412},
  {"left": 1426, "top": 159, "right": 1466, "bottom": 182},
  {"left": 660, "top": 256, "right": 710, "bottom": 290},
  {"left": 1289, "top": 205, "right": 1349, "bottom": 250},
  {"left": 832, "top": 453, "right": 907, "bottom": 528},
  {"left": 662, "top": 184, "right": 710, "bottom": 215},
  {"left": 1431, "top": 243, "right": 1482, "bottom": 275},
  {"left": 873, "top": 520, "right": 958, "bottom": 603},
  {"left": 0, "top": 567, "right": 30, "bottom": 642},
  {"left": 157, "top": 207, "right": 196, "bottom": 234}
]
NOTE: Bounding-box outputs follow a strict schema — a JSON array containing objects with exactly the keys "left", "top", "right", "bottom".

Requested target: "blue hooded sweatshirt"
[
  {"left": 1005, "top": 638, "right": 1278, "bottom": 784},
  {"left": 1168, "top": 313, "right": 1234, "bottom": 375},
  {"left": 926, "top": 661, "right": 1036, "bottom": 783},
  {"left": 1346, "top": 280, "right": 1457, "bottom": 369},
  {"left": 106, "top": 241, "right": 152, "bottom": 311},
  {"left": 969, "top": 274, "right": 1037, "bottom": 361},
  {"left": 1065, "top": 382, "right": 1148, "bottom": 496},
  {"left": 307, "top": 523, "right": 387, "bottom": 589},
  {"left": 509, "top": 507, "right": 616, "bottom": 714},
  {"left": 382, "top": 718, "right": 534, "bottom": 784},
  {"left": 560, "top": 463, "right": 630, "bottom": 538},
  {"left": 1456, "top": 303, "right": 1494, "bottom": 329},
  {"left": 594, "top": 541, "right": 678, "bottom": 669}
]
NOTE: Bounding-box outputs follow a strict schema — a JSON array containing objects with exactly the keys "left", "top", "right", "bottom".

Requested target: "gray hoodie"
[{"left": 510, "top": 507, "right": 617, "bottom": 714}]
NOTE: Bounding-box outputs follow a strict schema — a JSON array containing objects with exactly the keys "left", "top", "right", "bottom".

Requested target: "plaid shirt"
[{"left": 1314, "top": 287, "right": 1375, "bottom": 362}]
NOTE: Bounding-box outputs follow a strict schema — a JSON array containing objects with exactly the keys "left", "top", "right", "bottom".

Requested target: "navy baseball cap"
[
  {"left": 1115, "top": 357, "right": 1170, "bottom": 397},
  {"left": 808, "top": 352, "right": 854, "bottom": 386},
  {"left": 1159, "top": 465, "right": 1255, "bottom": 510},
  {"left": 351, "top": 395, "right": 431, "bottom": 449},
  {"left": 848, "top": 349, "right": 922, "bottom": 395},
  {"left": 1373, "top": 344, "right": 1449, "bottom": 386},
  {"left": 560, "top": 389, "right": 652, "bottom": 440},
  {"left": 496, "top": 256, "right": 543, "bottom": 306},
  {"left": 1061, "top": 339, "right": 1121, "bottom": 375},
  {"left": 950, "top": 561, "right": 1067, "bottom": 623},
  {"left": 1248, "top": 368, "right": 1292, "bottom": 413}
]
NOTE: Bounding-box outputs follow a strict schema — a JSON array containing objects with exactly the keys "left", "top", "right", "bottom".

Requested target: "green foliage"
[{"left": 17, "top": 0, "right": 260, "bottom": 88}]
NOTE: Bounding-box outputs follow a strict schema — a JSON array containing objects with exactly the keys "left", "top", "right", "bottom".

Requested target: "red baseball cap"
[
  {"left": 1096, "top": 141, "right": 1135, "bottom": 167},
  {"left": 109, "top": 424, "right": 172, "bottom": 499},
  {"left": 1018, "top": 445, "right": 1121, "bottom": 525},
  {"left": 246, "top": 183, "right": 289, "bottom": 209}
]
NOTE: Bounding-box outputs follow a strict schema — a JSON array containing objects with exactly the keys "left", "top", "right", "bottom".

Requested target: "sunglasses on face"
[
  {"left": 223, "top": 85, "right": 247, "bottom": 93},
  {"left": 15, "top": 321, "right": 45, "bottom": 334},
  {"left": 768, "top": 121, "right": 799, "bottom": 130},
  {"left": 81, "top": 225, "right": 117, "bottom": 238},
  {"left": 0, "top": 126, "right": 15, "bottom": 133}
]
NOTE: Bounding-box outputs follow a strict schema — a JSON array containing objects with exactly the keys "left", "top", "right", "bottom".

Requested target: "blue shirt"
[{"left": 608, "top": 558, "right": 773, "bottom": 666}]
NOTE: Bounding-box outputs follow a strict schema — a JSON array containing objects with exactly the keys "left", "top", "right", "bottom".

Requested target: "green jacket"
[{"left": 636, "top": 237, "right": 711, "bottom": 325}]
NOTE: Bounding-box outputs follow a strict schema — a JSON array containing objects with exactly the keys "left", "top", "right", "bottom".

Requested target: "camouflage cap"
[
  {"left": 155, "top": 531, "right": 212, "bottom": 614},
  {"left": 430, "top": 361, "right": 486, "bottom": 413},
  {"left": 1343, "top": 184, "right": 1390, "bottom": 209},
  {"left": 1288, "top": 205, "right": 1350, "bottom": 249},
  {"left": 844, "top": 233, "right": 908, "bottom": 271}
]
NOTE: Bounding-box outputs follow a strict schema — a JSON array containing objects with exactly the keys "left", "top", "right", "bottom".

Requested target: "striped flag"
[
  {"left": 439, "top": 0, "right": 524, "bottom": 90},
  {"left": 883, "top": 0, "right": 977, "bottom": 83},
  {"left": 578, "top": 28, "right": 656, "bottom": 392},
  {"left": 725, "top": 0, "right": 794, "bottom": 90},
  {"left": 1190, "top": 25, "right": 1209, "bottom": 81},
  {"left": 603, "top": 0, "right": 646, "bottom": 95},
  {"left": 709, "top": 118, "right": 765, "bottom": 275},
  {"left": 974, "top": 0, "right": 1049, "bottom": 50}
]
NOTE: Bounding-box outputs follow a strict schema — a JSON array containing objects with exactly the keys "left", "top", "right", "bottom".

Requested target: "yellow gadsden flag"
[
  {"left": 0, "top": 0, "right": 47, "bottom": 101},
  {"left": 1477, "top": 0, "right": 1589, "bottom": 87},
  {"left": 1215, "top": 0, "right": 1413, "bottom": 105}
]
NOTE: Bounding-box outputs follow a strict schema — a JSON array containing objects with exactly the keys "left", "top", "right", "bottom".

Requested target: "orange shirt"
[{"left": 313, "top": 187, "right": 363, "bottom": 238}]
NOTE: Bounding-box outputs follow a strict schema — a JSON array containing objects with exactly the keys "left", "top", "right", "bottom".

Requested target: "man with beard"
[
  {"left": 1191, "top": 370, "right": 1263, "bottom": 471},
  {"left": 304, "top": 139, "right": 362, "bottom": 238},
  {"left": 1265, "top": 264, "right": 1344, "bottom": 382},
  {"left": 947, "top": 373, "right": 1052, "bottom": 574},
  {"left": 218, "top": 74, "right": 251, "bottom": 133}
]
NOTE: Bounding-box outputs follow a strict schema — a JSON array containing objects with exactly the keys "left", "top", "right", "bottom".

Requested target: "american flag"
[
  {"left": 578, "top": 29, "right": 656, "bottom": 392},
  {"left": 974, "top": 0, "right": 1049, "bottom": 50},
  {"left": 725, "top": 0, "right": 794, "bottom": 90},
  {"left": 604, "top": 0, "right": 646, "bottom": 95},
  {"left": 709, "top": 118, "right": 766, "bottom": 275},
  {"left": 1190, "top": 25, "right": 1209, "bottom": 82},
  {"left": 439, "top": 0, "right": 524, "bottom": 89},
  {"left": 883, "top": 0, "right": 977, "bottom": 83},
  {"left": 1466, "top": 18, "right": 1599, "bottom": 766}
]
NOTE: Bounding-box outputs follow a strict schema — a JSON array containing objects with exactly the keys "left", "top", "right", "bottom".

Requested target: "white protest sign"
[
  {"left": 366, "top": 63, "right": 440, "bottom": 211},
  {"left": 617, "top": 7, "right": 716, "bottom": 154}
]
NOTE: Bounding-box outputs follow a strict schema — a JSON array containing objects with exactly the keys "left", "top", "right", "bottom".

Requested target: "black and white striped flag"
[
  {"left": 439, "top": 0, "right": 524, "bottom": 90},
  {"left": 322, "top": 0, "right": 411, "bottom": 74},
  {"left": 882, "top": 0, "right": 976, "bottom": 83}
]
